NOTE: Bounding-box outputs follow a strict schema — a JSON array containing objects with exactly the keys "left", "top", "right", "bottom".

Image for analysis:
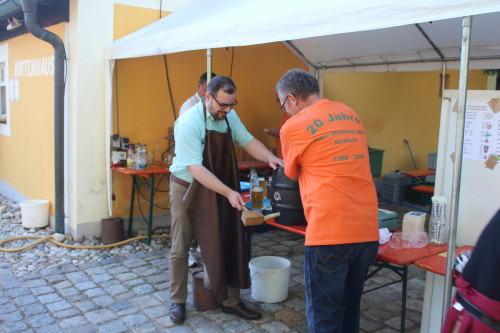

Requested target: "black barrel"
[{"left": 270, "top": 166, "right": 307, "bottom": 226}]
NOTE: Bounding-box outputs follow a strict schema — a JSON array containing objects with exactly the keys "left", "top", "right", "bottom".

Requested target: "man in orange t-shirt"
[{"left": 276, "top": 69, "right": 379, "bottom": 333}]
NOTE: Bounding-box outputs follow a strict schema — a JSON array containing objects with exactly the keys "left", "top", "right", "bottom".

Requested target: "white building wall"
[
  {"left": 66, "top": 0, "right": 191, "bottom": 237},
  {"left": 66, "top": 0, "right": 115, "bottom": 237}
]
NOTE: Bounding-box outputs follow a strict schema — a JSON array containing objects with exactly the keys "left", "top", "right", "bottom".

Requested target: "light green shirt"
[{"left": 169, "top": 97, "right": 253, "bottom": 183}]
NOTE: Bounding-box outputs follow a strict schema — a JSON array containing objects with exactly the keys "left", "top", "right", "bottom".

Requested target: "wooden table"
[
  {"left": 368, "top": 241, "right": 448, "bottom": 332},
  {"left": 114, "top": 162, "right": 271, "bottom": 244},
  {"left": 402, "top": 168, "right": 436, "bottom": 179},
  {"left": 261, "top": 218, "right": 449, "bottom": 333},
  {"left": 414, "top": 245, "right": 474, "bottom": 277},
  {"left": 402, "top": 169, "right": 436, "bottom": 201},
  {"left": 113, "top": 165, "right": 171, "bottom": 245}
]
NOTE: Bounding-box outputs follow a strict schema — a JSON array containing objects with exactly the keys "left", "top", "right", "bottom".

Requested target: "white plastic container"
[
  {"left": 402, "top": 211, "right": 426, "bottom": 240},
  {"left": 20, "top": 200, "right": 49, "bottom": 228},
  {"left": 249, "top": 256, "right": 291, "bottom": 303}
]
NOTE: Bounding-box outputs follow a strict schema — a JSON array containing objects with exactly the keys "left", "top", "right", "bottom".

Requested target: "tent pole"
[
  {"left": 435, "top": 61, "right": 448, "bottom": 196},
  {"left": 441, "top": 15, "right": 472, "bottom": 326},
  {"left": 441, "top": 62, "right": 447, "bottom": 95},
  {"left": 316, "top": 68, "right": 324, "bottom": 98},
  {"left": 207, "top": 48, "right": 213, "bottom": 83}
]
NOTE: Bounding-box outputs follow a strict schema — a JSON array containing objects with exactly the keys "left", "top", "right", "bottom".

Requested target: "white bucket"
[
  {"left": 249, "top": 256, "right": 291, "bottom": 303},
  {"left": 20, "top": 200, "right": 49, "bottom": 228}
]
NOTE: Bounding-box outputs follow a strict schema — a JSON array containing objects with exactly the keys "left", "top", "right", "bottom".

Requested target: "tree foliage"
[{"left": 481, "top": 69, "right": 500, "bottom": 75}]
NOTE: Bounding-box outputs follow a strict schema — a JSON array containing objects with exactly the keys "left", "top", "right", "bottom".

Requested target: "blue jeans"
[{"left": 304, "top": 241, "right": 379, "bottom": 333}]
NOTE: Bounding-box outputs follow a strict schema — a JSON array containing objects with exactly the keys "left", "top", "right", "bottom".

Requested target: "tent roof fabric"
[{"left": 105, "top": 0, "right": 500, "bottom": 71}]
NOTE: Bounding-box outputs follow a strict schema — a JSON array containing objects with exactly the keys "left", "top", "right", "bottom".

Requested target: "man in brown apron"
[{"left": 168, "top": 76, "right": 283, "bottom": 324}]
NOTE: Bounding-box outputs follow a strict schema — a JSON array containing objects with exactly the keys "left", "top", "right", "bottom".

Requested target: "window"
[
  {"left": 0, "top": 63, "right": 6, "bottom": 123},
  {"left": 0, "top": 43, "right": 9, "bottom": 136}
]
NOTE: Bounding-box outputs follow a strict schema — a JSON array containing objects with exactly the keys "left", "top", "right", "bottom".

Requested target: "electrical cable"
[
  {"left": 111, "top": 166, "right": 117, "bottom": 201},
  {"left": 133, "top": 175, "right": 170, "bottom": 228},
  {"left": 163, "top": 54, "right": 177, "bottom": 121},
  {"left": 229, "top": 47, "right": 235, "bottom": 78},
  {"left": 161, "top": 143, "right": 176, "bottom": 162},
  {"left": 135, "top": 176, "right": 170, "bottom": 210},
  {"left": 153, "top": 173, "right": 170, "bottom": 193},
  {"left": 135, "top": 181, "right": 148, "bottom": 226},
  {"left": 0, "top": 234, "right": 170, "bottom": 253}
]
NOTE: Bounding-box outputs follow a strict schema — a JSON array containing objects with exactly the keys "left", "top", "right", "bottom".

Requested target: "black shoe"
[
  {"left": 221, "top": 302, "right": 262, "bottom": 320},
  {"left": 169, "top": 303, "right": 186, "bottom": 323}
]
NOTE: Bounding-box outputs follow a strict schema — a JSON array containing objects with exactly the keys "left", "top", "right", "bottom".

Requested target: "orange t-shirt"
[{"left": 280, "top": 99, "right": 379, "bottom": 246}]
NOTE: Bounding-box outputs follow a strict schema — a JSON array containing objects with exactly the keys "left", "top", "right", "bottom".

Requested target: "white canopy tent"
[
  {"left": 104, "top": 1, "right": 500, "bottom": 328},
  {"left": 105, "top": 0, "right": 500, "bottom": 71}
]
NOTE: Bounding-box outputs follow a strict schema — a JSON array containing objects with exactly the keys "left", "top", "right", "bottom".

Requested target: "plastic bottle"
[
  {"left": 142, "top": 144, "right": 148, "bottom": 168},
  {"left": 127, "top": 145, "right": 134, "bottom": 169},
  {"left": 136, "top": 144, "right": 143, "bottom": 170}
]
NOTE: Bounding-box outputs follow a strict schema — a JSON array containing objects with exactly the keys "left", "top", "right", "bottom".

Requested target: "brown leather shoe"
[
  {"left": 169, "top": 303, "right": 186, "bottom": 323},
  {"left": 221, "top": 302, "right": 262, "bottom": 320}
]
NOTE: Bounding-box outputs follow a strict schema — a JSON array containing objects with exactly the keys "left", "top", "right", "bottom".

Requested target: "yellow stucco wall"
[
  {"left": 111, "top": 4, "right": 307, "bottom": 218},
  {"left": 323, "top": 70, "right": 488, "bottom": 176},
  {"left": 0, "top": 23, "right": 65, "bottom": 214}
]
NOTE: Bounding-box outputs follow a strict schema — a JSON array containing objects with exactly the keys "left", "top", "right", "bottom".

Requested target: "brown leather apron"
[{"left": 183, "top": 111, "right": 249, "bottom": 303}]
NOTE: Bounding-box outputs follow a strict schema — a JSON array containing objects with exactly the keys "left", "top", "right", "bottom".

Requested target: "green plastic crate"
[
  {"left": 368, "top": 148, "right": 385, "bottom": 178},
  {"left": 378, "top": 208, "right": 397, "bottom": 231}
]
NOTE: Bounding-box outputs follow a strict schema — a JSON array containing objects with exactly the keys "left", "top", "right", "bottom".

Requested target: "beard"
[
  {"left": 215, "top": 110, "right": 227, "bottom": 120},
  {"left": 209, "top": 108, "right": 227, "bottom": 120}
]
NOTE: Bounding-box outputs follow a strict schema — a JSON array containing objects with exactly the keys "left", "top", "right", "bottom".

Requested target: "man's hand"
[
  {"left": 268, "top": 155, "right": 284, "bottom": 170},
  {"left": 454, "top": 250, "right": 472, "bottom": 274},
  {"left": 264, "top": 128, "right": 280, "bottom": 138},
  {"left": 226, "top": 190, "right": 245, "bottom": 211},
  {"left": 242, "top": 138, "right": 283, "bottom": 170}
]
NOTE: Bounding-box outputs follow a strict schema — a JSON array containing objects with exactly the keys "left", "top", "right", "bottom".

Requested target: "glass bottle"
[
  {"left": 428, "top": 196, "right": 449, "bottom": 245},
  {"left": 250, "top": 167, "right": 263, "bottom": 209},
  {"left": 127, "top": 145, "right": 134, "bottom": 169}
]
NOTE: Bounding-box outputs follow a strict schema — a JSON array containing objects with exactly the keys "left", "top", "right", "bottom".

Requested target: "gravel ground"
[{"left": 1, "top": 193, "right": 431, "bottom": 332}]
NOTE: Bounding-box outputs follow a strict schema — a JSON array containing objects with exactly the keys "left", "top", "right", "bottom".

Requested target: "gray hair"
[{"left": 276, "top": 69, "right": 319, "bottom": 100}]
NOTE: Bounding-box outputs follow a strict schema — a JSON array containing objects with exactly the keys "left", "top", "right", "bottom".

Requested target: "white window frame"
[{"left": 0, "top": 43, "right": 9, "bottom": 137}]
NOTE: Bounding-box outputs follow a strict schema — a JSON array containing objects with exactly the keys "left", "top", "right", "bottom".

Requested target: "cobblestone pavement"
[{"left": 1, "top": 196, "right": 427, "bottom": 332}]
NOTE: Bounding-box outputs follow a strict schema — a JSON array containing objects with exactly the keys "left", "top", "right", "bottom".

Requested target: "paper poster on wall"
[{"left": 462, "top": 98, "right": 500, "bottom": 162}]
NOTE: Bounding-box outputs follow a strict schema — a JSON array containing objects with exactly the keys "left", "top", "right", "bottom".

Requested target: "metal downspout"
[
  {"left": 442, "top": 16, "right": 472, "bottom": 325},
  {"left": 20, "top": 0, "right": 66, "bottom": 234}
]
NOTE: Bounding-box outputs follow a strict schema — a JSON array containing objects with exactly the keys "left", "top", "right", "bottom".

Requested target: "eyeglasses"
[
  {"left": 210, "top": 93, "right": 238, "bottom": 109},
  {"left": 280, "top": 95, "right": 289, "bottom": 112}
]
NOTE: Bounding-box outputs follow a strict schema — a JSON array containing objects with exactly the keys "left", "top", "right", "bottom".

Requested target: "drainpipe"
[{"left": 20, "top": 0, "right": 66, "bottom": 234}]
